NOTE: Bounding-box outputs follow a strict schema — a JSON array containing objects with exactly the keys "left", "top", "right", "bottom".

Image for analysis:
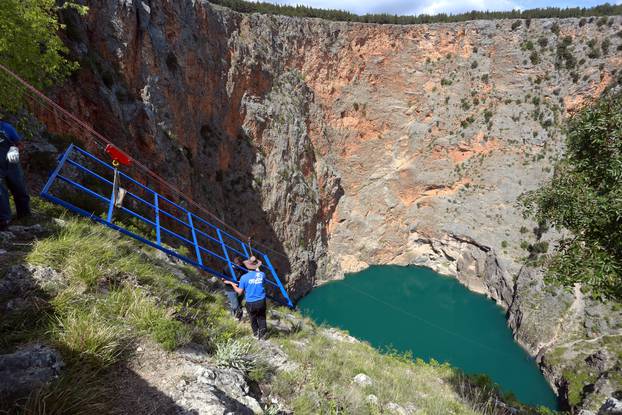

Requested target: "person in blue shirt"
[
  {"left": 0, "top": 116, "right": 30, "bottom": 231},
  {"left": 224, "top": 255, "right": 268, "bottom": 339}
]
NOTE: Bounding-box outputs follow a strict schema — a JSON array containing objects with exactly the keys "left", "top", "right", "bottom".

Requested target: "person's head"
[{"left": 243, "top": 255, "right": 262, "bottom": 270}]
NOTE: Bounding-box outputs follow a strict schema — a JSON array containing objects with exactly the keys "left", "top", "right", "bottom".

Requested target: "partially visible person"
[
  {"left": 222, "top": 256, "right": 245, "bottom": 320},
  {"left": 224, "top": 256, "right": 267, "bottom": 339},
  {"left": 0, "top": 116, "right": 30, "bottom": 231}
]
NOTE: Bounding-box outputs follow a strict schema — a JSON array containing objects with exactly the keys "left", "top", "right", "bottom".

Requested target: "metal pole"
[{"left": 187, "top": 212, "right": 202, "bottom": 266}]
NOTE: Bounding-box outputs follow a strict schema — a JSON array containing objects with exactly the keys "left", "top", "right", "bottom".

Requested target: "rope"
[
  {"left": 0, "top": 62, "right": 288, "bottom": 259},
  {"left": 338, "top": 280, "right": 517, "bottom": 358}
]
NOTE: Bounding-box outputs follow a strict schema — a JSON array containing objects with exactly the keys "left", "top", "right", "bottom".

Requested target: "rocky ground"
[{"left": 5, "top": 0, "right": 622, "bottom": 411}]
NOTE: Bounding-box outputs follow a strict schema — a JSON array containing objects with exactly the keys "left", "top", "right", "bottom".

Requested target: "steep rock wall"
[{"left": 53, "top": 1, "right": 622, "bottom": 299}]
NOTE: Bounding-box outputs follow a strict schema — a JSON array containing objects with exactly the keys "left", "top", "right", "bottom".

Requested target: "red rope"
[{"left": 0, "top": 63, "right": 288, "bottom": 259}]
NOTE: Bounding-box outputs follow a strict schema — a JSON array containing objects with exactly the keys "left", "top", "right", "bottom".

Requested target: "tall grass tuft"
[
  {"left": 52, "top": 308, "right": 128, "bottom": 368},
  {"left": 21, "top": 367, "right": 110, "bottom": 415}
]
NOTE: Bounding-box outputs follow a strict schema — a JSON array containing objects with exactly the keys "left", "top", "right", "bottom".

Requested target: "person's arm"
[
  {"left": 2, "top": 123, "right": 22, "bottom": 163},
  {"left": 2, "top": 123, "right": 21, "bottom": 144},
  {"left": 223, "top": 279, "right": 244, "bottom": 295}
]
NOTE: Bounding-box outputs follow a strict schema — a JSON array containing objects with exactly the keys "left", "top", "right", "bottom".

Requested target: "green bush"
[
  {"left": 551, "top": 22, "right": 560, "bottom": 35},
  {"left": 523, "top": 40, "right": 535, "bottom": 50},
  {"left": 511, "top": 20, "right": 522, "bottom": 30},
  {"left": 521, "top": 90, "right": 622, "bottom": 299},
  {"left": 215, "top": 338, "right": 258, "bottom": 371},
  {"left": 0, "top": 1, "right": 87, "bottom": 110},
  {"left": 602, "top": 38, "right": 611, "bottom": 54}
]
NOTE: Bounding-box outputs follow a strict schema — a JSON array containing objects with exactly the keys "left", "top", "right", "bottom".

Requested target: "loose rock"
[{"left": 0, "top": 344, "right": 64, "bottom": 399}]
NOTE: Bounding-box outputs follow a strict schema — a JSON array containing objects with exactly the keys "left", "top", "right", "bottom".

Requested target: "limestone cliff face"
[{"left": 45, "top": 1, "right": 622, "bottom": 409}]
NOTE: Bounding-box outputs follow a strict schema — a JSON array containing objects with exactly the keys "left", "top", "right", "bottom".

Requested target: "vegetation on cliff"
[
  {"left": 210, "top": 0, "right": 622, "bottom": 25},
  {"left": 0, "top": 0, "right": 86, "bottom": 110},
  {"left": 521, "top": 90, "right": 622, "bottom": 300}
]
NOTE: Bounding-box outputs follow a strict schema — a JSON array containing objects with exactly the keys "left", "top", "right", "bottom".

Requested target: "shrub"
[
  {"left": 588, "top": 47, "right": 601, "bottom": 59},
  {"left": 471, "top": 60, "right": 478, "bottom": 69},
  {"left": 550, "top": 22, "right": 560, "bottom": 35},
  {"left": 501, "top": 241, "right": 508, "bottom": 248},
  {"left": 523, "top": 40, "right": 534, "bottom": 50},
  {"left": 602, "top": 38, "right": 611, "bottom": 54},
  {"left": 520, "top": 90, "right": 622, "bottom": 299},
  {"left": 538, "top": 37, "right": 548, "bottom": 48},
  {"left": 530, "top": 241, "right": 549, "bottom": 254},
  {"left": 0, "top": 1, "right": 88, "bottom": 110},
  {"left": 530, "top": 51, "right": 540, "bottom": 65},
  {"left": 511, "top": 20, "right": 522, "bottom": 30},
  {"left": 597, "top": 16, "right": 608, "bottom": 27},
  {"left": 215, "top": 338, "right": 258, "bottom": 371},
  {"left": 579, "top": 18, "right": 587, "bottom": 27}
]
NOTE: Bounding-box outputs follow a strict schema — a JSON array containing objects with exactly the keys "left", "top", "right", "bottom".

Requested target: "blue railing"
[{"left": 40, "top": 144, "right": 294, "bottom": 308}]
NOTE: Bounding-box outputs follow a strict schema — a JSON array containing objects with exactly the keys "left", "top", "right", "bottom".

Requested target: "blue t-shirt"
[{"left": 239, "top": 270, "right": 266, "bottom": 303}]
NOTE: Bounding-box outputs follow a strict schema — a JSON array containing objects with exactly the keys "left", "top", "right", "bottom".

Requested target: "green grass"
[
  {"left": 52, "top": 307, "right": 128, "bottom": 367},
  {"left": 27, "top": 219, "right": 166, "bottom": 288},
  {"left": 270, "top": 323, "right": 502, "bottom": 414}
]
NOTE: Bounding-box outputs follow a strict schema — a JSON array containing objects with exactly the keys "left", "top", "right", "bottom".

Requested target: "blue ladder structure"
[{"left": 40, "top": 144, "right": 294, "bottom": 308}]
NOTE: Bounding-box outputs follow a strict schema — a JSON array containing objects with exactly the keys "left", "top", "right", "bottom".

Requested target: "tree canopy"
[
  {"left": 0, "top": 0, "right": 86, "bottom": 111},
  {"left": 210, "top": 1, "right": 622, "bottom": 25},
  {"left": 521, "top": 90, "right": 622, "bottom": 300}
]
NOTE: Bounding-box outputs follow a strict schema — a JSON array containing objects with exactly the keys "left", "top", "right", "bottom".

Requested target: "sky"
[{"left": 260, "top": 0, "right": 622, "bottom": 16}]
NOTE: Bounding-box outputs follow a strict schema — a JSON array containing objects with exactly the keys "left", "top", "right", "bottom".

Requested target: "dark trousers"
[
  {"left": 0, "top": 160, "right": 30, "bottom": 222},
  {"left": 245, "top": 299, "right": 267, "bottom": 339}
]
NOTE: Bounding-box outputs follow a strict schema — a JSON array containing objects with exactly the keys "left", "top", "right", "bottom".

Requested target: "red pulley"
[{"left": 105, "top": 144, "right": 133, "bottom": 167}]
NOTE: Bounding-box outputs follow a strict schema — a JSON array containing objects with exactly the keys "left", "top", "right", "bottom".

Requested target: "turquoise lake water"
[{"left": 298, "top": 265, "right": 558, "bottom": 409}]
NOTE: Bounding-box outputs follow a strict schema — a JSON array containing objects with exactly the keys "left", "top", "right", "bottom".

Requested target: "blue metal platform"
[{"left": 40, "top": 144, "right": 294, "bottom": 308}]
